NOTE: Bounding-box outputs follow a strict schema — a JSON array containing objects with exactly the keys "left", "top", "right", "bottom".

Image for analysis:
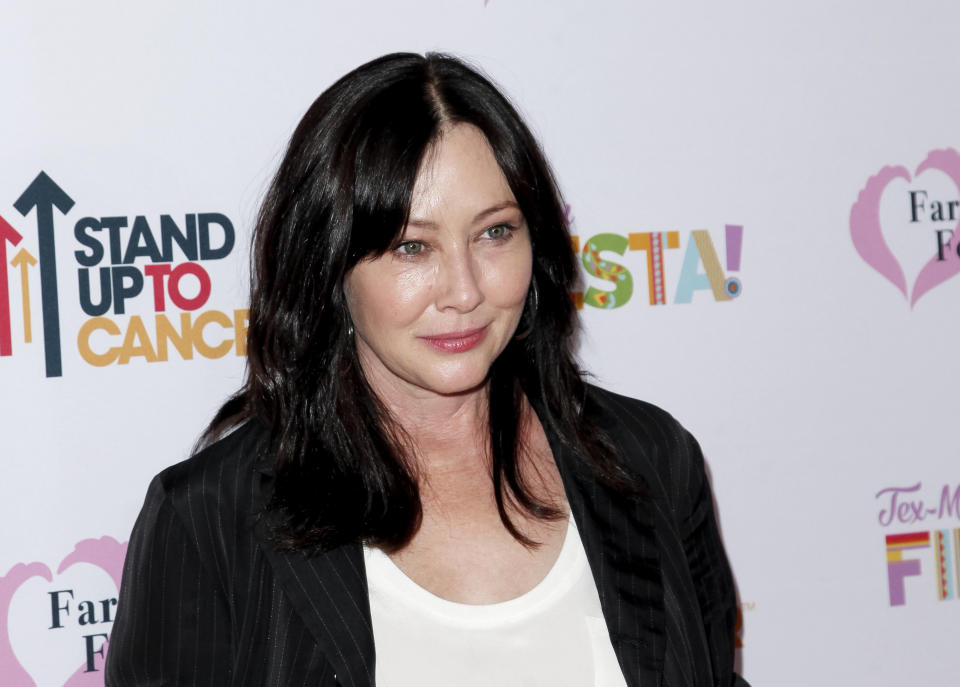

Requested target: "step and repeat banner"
[{"left": 1, "top": 2, "right": 957, "bottom": 685}]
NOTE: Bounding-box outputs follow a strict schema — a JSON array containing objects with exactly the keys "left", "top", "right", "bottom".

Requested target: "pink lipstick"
[{"left": 420, "top": 327, "right": 487, "bottom": 353}]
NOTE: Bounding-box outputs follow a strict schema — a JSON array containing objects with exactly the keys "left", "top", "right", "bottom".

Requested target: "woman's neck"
[{"left": 360, "top": 367, "right": 491, "bottom": 470}]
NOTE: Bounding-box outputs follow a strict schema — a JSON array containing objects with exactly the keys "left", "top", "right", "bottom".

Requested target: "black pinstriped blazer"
[{"left": 106, "top": 386, "right": 749, "bottom": 686}]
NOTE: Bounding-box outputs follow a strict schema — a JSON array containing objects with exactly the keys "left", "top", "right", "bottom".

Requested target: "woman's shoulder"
[
  {"left": 145, "top": 419, "right": 270, "bottom": 522},
  {"left": 583, "top": 384, "right": 684, "bottom": 434},
  {"left": 581, "top": 384, "right": 707, "bottom": 503},
  {"left": 582, "top": 383, "right": 695, "bottom": 452}
]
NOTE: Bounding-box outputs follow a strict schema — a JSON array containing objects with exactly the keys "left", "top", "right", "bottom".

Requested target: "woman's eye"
[
  {"left": 397, "top": 241, "right": 425, "bottom": 256},
  {"left": 483, "top": 224, "right": 514, "bottom": 240}
]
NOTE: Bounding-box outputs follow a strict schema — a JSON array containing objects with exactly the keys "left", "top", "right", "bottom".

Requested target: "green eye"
[
  {"left": 485, "top": 224, "right": 512, "bottom": 239},
  {"left": 398, "top": 241, "right": 424, "bottom": 255}
]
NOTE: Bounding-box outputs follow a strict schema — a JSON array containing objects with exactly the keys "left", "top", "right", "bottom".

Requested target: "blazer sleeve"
[
  {"left": 674, "top": 428, "right": 750, "bottom": 687},
  {"left": 106, "top": 475, "right": 234, "bottom": 686}
]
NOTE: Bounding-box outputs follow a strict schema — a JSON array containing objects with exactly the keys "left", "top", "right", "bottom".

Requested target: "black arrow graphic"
[{"left": 14, "top": 172, "right": 75, "bottom": 378}]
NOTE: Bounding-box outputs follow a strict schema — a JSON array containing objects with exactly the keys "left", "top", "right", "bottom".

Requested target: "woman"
[{"left": 106, "top": 52, "right": 747, "bottom": 687}]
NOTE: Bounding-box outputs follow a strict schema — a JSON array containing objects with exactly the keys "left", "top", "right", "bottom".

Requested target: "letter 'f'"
[{"left": 885, "top": 532, "right": 930, "bottom": 606}]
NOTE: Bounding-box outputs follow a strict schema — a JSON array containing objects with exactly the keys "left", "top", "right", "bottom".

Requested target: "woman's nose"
[{"left": 435, "top": 250, "right": 484, "bottom": 312}]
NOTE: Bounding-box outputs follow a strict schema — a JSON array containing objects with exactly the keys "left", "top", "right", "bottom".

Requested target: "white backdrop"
[{"left": 2, "top": 2, "right": 958, "bottom": 685}]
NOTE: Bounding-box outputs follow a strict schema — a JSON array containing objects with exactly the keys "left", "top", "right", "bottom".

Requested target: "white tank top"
[{"left": 363, "top": 518, "right": 629, "bottom": 687}]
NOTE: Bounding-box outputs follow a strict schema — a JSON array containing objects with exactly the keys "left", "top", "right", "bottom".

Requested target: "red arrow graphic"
[{"left": 0, "top": 215, "right": 24, "bottom": 356}]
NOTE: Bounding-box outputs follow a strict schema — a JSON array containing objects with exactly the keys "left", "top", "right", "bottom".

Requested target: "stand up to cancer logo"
[{"left": 0, "top": 172, "right": 248, "bottom": 377}]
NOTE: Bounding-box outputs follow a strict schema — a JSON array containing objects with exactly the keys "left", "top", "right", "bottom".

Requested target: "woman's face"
[{"left": 345, "top": 123, "right": 533, "bottom": 399}]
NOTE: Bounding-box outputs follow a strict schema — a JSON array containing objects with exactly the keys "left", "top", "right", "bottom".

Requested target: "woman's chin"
[
  {"left": 421, "top": 375, "right": 490, "bottom": 398},
  {"left": 410, "top": 364, "right": 494, "bottom": 398}
]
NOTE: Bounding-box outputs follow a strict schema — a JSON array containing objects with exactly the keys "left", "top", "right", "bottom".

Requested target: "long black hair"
[{"left": 202, "top": 52, "right": 633, "bottom": 552}]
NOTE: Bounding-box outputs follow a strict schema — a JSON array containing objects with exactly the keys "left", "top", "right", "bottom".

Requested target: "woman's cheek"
[
  {"left": 393, "top": 267, "right": 435, "bottom": 310},
  {"left": 490, "top": 253, "right": 533, "bottom": 306}
]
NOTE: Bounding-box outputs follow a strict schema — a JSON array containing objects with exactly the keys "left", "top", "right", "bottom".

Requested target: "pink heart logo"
[
  {"left": 0, "top": 537, "right": 127, "bottom": 687},
  {"left": 850, "top": 148, "right": 960, "bottom": 307}
]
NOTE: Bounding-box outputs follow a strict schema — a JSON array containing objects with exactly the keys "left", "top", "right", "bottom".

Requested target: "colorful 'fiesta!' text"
[
  {"left": 571, "top": 224, "right": 743, "bottom": 309},
  {"left": 0, "top": 171, "right": 247, "bottom": 377}
]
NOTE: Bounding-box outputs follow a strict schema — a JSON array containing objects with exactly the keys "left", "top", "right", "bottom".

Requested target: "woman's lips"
[{"left": 419, "top": 327, "right": 488, "bottom": 353}]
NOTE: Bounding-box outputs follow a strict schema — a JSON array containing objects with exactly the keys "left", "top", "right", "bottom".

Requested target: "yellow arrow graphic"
[{"left": 10, "top": 247, "right": 37, "bottom": 343}]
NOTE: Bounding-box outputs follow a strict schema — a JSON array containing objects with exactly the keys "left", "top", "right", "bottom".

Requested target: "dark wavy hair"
[{"left": 202, "top": 52, "right": 632, "bottom": 552}]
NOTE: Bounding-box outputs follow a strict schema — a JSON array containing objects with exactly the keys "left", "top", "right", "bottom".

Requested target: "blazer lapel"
[
  {"left": 258, "top": 528, "right": 375, "bottom": 687},
  {"left": 544, "top": 419, "right": 666, "bottom": 687},
  {"left": 252, "top": 460, "right": 375, "bottom": 687}
]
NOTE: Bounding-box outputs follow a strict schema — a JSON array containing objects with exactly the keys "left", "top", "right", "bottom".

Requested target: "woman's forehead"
[{"left": 407, "top": 124, "right": 517, "bottom": 225}]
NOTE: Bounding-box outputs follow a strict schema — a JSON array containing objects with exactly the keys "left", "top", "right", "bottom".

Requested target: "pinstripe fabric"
[
  {"left": 568, "top": 390, "right": 748, "bottom": 687},
  {"left": 105, "top": 386, "right": 749, "bottom": 686}
]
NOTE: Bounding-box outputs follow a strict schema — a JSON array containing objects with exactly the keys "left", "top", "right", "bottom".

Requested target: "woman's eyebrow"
[
  {"left": 472, "top": 200, "right": 519, "bottom": 224},
  {"left": 406, "top": 218, "right": 439, "bottom": 229},
  {"left": 407, "top": 200, "right": 520, "bottom": 229}
]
